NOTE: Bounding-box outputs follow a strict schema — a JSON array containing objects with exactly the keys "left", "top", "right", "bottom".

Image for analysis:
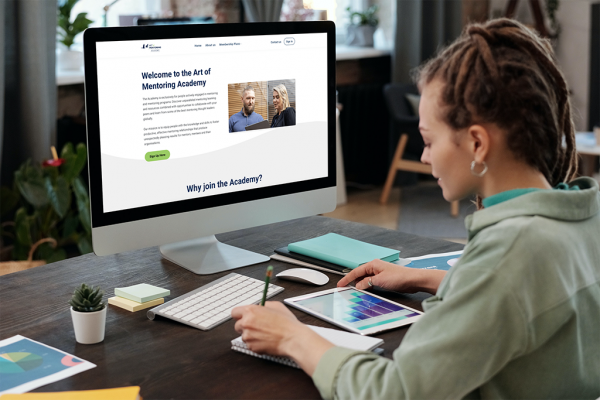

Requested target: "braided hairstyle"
[{"left": 415, "top": 18, "right": 578, "bottom": 190}]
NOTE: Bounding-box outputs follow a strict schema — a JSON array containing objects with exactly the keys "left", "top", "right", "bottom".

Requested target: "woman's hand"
[
  {"left": 231, "top": 302, "right": 334, "bottom": 375},
  {"left": 337, "top": 259, "right": 446, "bottom": 295}
]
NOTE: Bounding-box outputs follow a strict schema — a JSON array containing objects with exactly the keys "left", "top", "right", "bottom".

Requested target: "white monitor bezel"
[{"left": 83, "top": 22, "right": 336, "bottom": 256}]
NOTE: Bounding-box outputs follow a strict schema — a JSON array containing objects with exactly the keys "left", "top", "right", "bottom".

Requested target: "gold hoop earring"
[{"left": 470, "top": 160, "right": 488, "bottom": 177}]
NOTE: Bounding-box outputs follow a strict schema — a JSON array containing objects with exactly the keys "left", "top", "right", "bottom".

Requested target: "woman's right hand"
[{"left": 337, "top": 259, "right": 446, "bottom": 295}]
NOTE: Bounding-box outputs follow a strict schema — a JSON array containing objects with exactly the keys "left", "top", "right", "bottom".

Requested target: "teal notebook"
[
  {"left": 287, "top": 233, "right": 400, "bottom": 269},
  {"left": 114, "top": 283, "right": 170, "bottom": 303}
]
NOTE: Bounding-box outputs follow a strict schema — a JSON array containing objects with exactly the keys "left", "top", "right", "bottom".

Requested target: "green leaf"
[
  {"left": 61, "top": 143, "right": 87, "bottom": 183},
  {"left": 63, "top": 213, "right": 79, "bottom": 238},
  {"left": 78, "top": 235, "right": 93, "bottom": 255},
  {"left": 73, "top": 177, "right": 91, "bottom": 234},
  {"left": 60, "top": 142, "right": 74, "bottom": 159},
  {"left": 46, "top": 248, "right": 67, "bottom": 264},
  {"left": 1, "top": 186, "right": 20, "bottom": 218},
  {"left": 36, "top": 241, "right": 55, "bottom": 260},
  {"left": 45, "top": 176, "right": 71, "bottom": 219},
  {"left": 14, "top": 207, "right": 32, "bottom": 248},
  {"left": 58, "top": 0, "right": 79, "bottom": 19},
  {"left": 15, "top": 163, "right": 48, "bottom": 208},
  {"left": 71, "top": 13, "right": 93, "bottom": 34}
]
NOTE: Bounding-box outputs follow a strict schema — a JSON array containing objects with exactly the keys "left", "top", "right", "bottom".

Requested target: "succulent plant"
[{"left": 69, "top": 283, "right": 105, "bottom": 312}]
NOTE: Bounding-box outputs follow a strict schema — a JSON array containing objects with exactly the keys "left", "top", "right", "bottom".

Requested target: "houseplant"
[
  {"left": 69, "top": 283, "right": 107, "bottom": 344},
  {"left": 56, "top": 0, "right": 93, "bottom": 70},
  {"left": 0, "top": 143, "right": 92, "bottom": 266},
  {"left": 346, "top": 5, "right": 379, "bottom": 47}
]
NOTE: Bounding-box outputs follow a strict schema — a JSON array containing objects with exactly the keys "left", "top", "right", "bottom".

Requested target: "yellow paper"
[
  {"left": 0, "top": 386, "right": 140, "bottom": 399},
  {"left": 108, "top": 296, "right": 163, "bottom": 312}
]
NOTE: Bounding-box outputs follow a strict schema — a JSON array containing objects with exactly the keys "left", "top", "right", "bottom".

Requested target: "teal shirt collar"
[{"left": 482, "top": 182, "right": 580, "bottom": 208}]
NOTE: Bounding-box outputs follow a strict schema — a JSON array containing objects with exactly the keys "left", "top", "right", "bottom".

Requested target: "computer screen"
[
  {"left": 135, "top": 17, "right": 215, "bottom": 26},
  {"left": 83, "top": 22, "right": 336, "bottom": 274}
]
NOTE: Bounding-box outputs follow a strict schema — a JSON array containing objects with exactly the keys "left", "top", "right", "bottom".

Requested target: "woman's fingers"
[
  {"left": 231, "top": 304, "right": 251, "bottom": 320},
  {"left": 354, "top": 277, "right": 374, "bottom": 290},
  {"left": 337, "top": 263, "right": 374, "bottom": 287}
]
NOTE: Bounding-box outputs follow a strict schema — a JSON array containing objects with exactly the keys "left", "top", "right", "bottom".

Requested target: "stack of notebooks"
[
  {"left": 231, "top": 325, "right": 383, "bottom": 368},
  {"left": 271, "top": 233, "right": 401, "bottom": 276},
  {"left": 108, "top": 284, "right": 170, "bottom": 312}
]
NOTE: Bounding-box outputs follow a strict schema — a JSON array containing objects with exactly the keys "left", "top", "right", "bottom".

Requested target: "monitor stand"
[{"left": 159, "top": 235, "right": 269, "bottom": 275}]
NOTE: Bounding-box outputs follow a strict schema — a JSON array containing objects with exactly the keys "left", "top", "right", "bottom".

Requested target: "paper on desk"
[
  {"left": 401, "top": 250, "right": 464, "bottom": 271},
  {"left": 232, "top": 325, "right": 383, "bottom": 368},
  {"left": 0, "top": 335, "right": 96, "bottom": 395}
]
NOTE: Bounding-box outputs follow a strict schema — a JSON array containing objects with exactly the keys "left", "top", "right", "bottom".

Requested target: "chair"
[{"left": 380, "top": 83, "right": 459, "bottom": 217}]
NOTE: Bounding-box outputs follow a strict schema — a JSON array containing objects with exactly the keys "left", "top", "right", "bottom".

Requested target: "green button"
[{"left": 145, "top": 150, "right": 170, "bottom": 162}]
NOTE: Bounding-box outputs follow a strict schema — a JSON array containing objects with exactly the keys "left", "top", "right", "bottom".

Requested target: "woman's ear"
[{"left": 466, "top": 124, "right": 491, "bottom": 163}]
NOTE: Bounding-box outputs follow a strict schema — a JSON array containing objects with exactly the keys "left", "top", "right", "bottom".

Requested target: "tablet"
[{"left": 284, "top": 287, "right": 422, "bottom": 335}]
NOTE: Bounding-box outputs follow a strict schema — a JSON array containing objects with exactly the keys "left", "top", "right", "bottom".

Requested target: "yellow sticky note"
[{"left": 108, "top": 296, "right": 163, "bottom": 312}]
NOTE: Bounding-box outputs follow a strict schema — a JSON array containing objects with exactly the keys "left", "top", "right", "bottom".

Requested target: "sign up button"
[
  {"left": 284, "top": 37, "right": 295, "bottom": 46},
  {"left": 145, "top": 150, "right": 170, "bottom": 162}
]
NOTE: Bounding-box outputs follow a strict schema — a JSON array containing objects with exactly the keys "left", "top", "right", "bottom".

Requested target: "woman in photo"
[
  {"left": 270, "top": 84, "right": 296, "bottom": 128},
  {"left": 232, "top": 18, "right": 600, "bottom": 399}
]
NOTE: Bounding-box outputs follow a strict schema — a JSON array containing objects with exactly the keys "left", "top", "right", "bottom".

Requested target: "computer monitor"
[
  {"left": 83, "top": 22, "right": 336, "bottom": 274},
  {"left": 135, "top": 17, "right": 215, "bottom": 26}
]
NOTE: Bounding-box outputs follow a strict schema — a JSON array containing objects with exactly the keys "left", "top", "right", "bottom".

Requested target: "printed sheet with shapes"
[
  {"left": 0, "top": 335, "right": 95, "bottom": 394},
  {"left": 400, "top": 250, "right": 464, "bottom": 271}
]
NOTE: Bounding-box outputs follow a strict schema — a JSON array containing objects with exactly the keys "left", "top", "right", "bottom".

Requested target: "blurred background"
[{"left": 1, "top": 0, "right": 599, "bottom": 269}]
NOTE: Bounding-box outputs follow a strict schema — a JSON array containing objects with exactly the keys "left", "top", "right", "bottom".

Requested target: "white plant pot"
[
  {"left": 70, "top": 307, "right": 107, "bottom": 344},
  {"left": 58, "top": 49, "right": 83, "bottom": 71},
  {"left": 346, "top": 25, "right": 376, "bottom": 47}
]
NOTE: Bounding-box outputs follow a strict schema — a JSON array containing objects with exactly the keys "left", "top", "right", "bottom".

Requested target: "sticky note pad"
[
  {"left": 109, "top": 296, "right": 163, "bottom": 312},
  {"left": 114, "top": 283, "right": 170, "bottom": 303}
]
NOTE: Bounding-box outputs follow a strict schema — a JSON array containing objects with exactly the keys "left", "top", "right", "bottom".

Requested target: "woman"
[
  {"left": 232, "top": 19, "right": 600, "bottom": 399},
  {"left": 270, "top": 84, "right": 296, "bottom": 128}
]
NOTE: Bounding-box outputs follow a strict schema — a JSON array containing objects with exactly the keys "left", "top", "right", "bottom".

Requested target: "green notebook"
[
  {"left": 114, "top": 283, "right": 170, "bottom": 303},
  {"left": 287, "top": 233, "right": 400, "bottom": 269}
]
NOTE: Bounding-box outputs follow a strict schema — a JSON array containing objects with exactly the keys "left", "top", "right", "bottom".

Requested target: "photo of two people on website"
[{"left": 228, "top": 79, "right": 296, "bottom": 132}]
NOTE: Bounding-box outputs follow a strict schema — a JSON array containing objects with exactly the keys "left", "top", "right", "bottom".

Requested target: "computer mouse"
[{"left": 276, "top": 268, "right": 329, "bottom": 286}]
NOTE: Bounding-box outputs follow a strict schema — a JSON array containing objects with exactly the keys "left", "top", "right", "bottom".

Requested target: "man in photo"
[{"left": 229, "top": 85, "right": 264, "bottom": 132}]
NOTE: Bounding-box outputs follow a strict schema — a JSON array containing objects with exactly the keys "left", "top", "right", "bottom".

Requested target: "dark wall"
[
  {"left": 589, "top": 3, "right": 600, "bottom": 130},
  {"left": 338, "top": 83, "right": 390, "bottom": 185}
]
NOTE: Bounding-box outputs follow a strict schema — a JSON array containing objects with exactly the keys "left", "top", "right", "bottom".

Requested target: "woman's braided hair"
[{"left": 415, "top": 18, "right": 578, "bottom": 187}]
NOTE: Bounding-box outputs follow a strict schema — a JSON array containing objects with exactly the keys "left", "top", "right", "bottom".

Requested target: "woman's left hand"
[{"left": 231, "top": 302, "right": 335, "bottom": 375}]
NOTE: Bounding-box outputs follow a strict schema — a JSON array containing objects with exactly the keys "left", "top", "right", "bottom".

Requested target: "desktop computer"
[{"left": 83, "top": 22, "right": 336, "bottom": 274}]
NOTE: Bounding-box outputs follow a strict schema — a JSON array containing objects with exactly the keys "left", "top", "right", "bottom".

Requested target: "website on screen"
[{"left": 95, "top": 33, "right": 328, "bottom": 212}]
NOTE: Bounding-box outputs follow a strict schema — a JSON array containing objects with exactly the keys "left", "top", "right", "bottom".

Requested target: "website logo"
[{"left": 141, "top": 44, "right": 162, "bottom": 51}]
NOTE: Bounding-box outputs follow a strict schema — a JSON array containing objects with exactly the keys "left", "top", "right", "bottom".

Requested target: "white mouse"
[{"left": 276, "top": 268, "right": 329, "bottom": 286}]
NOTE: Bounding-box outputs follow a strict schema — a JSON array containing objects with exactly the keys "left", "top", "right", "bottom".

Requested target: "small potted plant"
[
  {"left": 69, "top": 283, "right": 107, "bottom": 344},
  {"left": 56, "top": 0, "right": 93, "bottom": 70},
  {"left": 345, "top": 5, "right": 379, "bottom": 47}
]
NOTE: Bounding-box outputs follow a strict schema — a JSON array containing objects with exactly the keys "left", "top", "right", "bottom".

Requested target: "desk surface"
[{"left": 0, "top": 216, "right": 463, "bottom": 399}]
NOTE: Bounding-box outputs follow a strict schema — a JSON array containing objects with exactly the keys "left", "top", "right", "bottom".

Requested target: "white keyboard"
[{"left": 147, "top": 272, "right": 284, "bottom": 331}]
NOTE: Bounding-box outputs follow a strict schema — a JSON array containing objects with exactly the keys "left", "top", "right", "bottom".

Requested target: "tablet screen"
[{"left": 291, "top": 288, "right": 420, "bottom": 332}]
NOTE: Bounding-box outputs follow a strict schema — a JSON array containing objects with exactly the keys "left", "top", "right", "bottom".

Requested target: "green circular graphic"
[{"left": 0, "top": 352, "right": 43, "bottom": 373}]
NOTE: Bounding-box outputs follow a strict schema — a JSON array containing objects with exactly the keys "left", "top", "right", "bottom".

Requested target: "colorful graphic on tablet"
[{"left": 295, "top": 288, "right": 419, "bottom": 331}]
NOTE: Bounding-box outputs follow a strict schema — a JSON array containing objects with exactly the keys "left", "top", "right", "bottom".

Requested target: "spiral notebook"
[{"left": 231, "top": 325, "right": 383, "bottom": 368}]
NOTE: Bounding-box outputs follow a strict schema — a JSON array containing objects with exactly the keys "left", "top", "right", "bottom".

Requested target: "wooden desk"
[{"left": 0, "top": 216, "right": 463, "bottom": 399}]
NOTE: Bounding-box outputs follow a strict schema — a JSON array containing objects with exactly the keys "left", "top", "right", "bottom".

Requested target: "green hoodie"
[{"left": 313, "top": 177, "right": 600, "bottom": 399}]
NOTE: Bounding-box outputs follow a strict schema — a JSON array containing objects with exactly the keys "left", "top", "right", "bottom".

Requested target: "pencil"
[{"left": 260, "top": 265, "right": 273, "bottom": 306}]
